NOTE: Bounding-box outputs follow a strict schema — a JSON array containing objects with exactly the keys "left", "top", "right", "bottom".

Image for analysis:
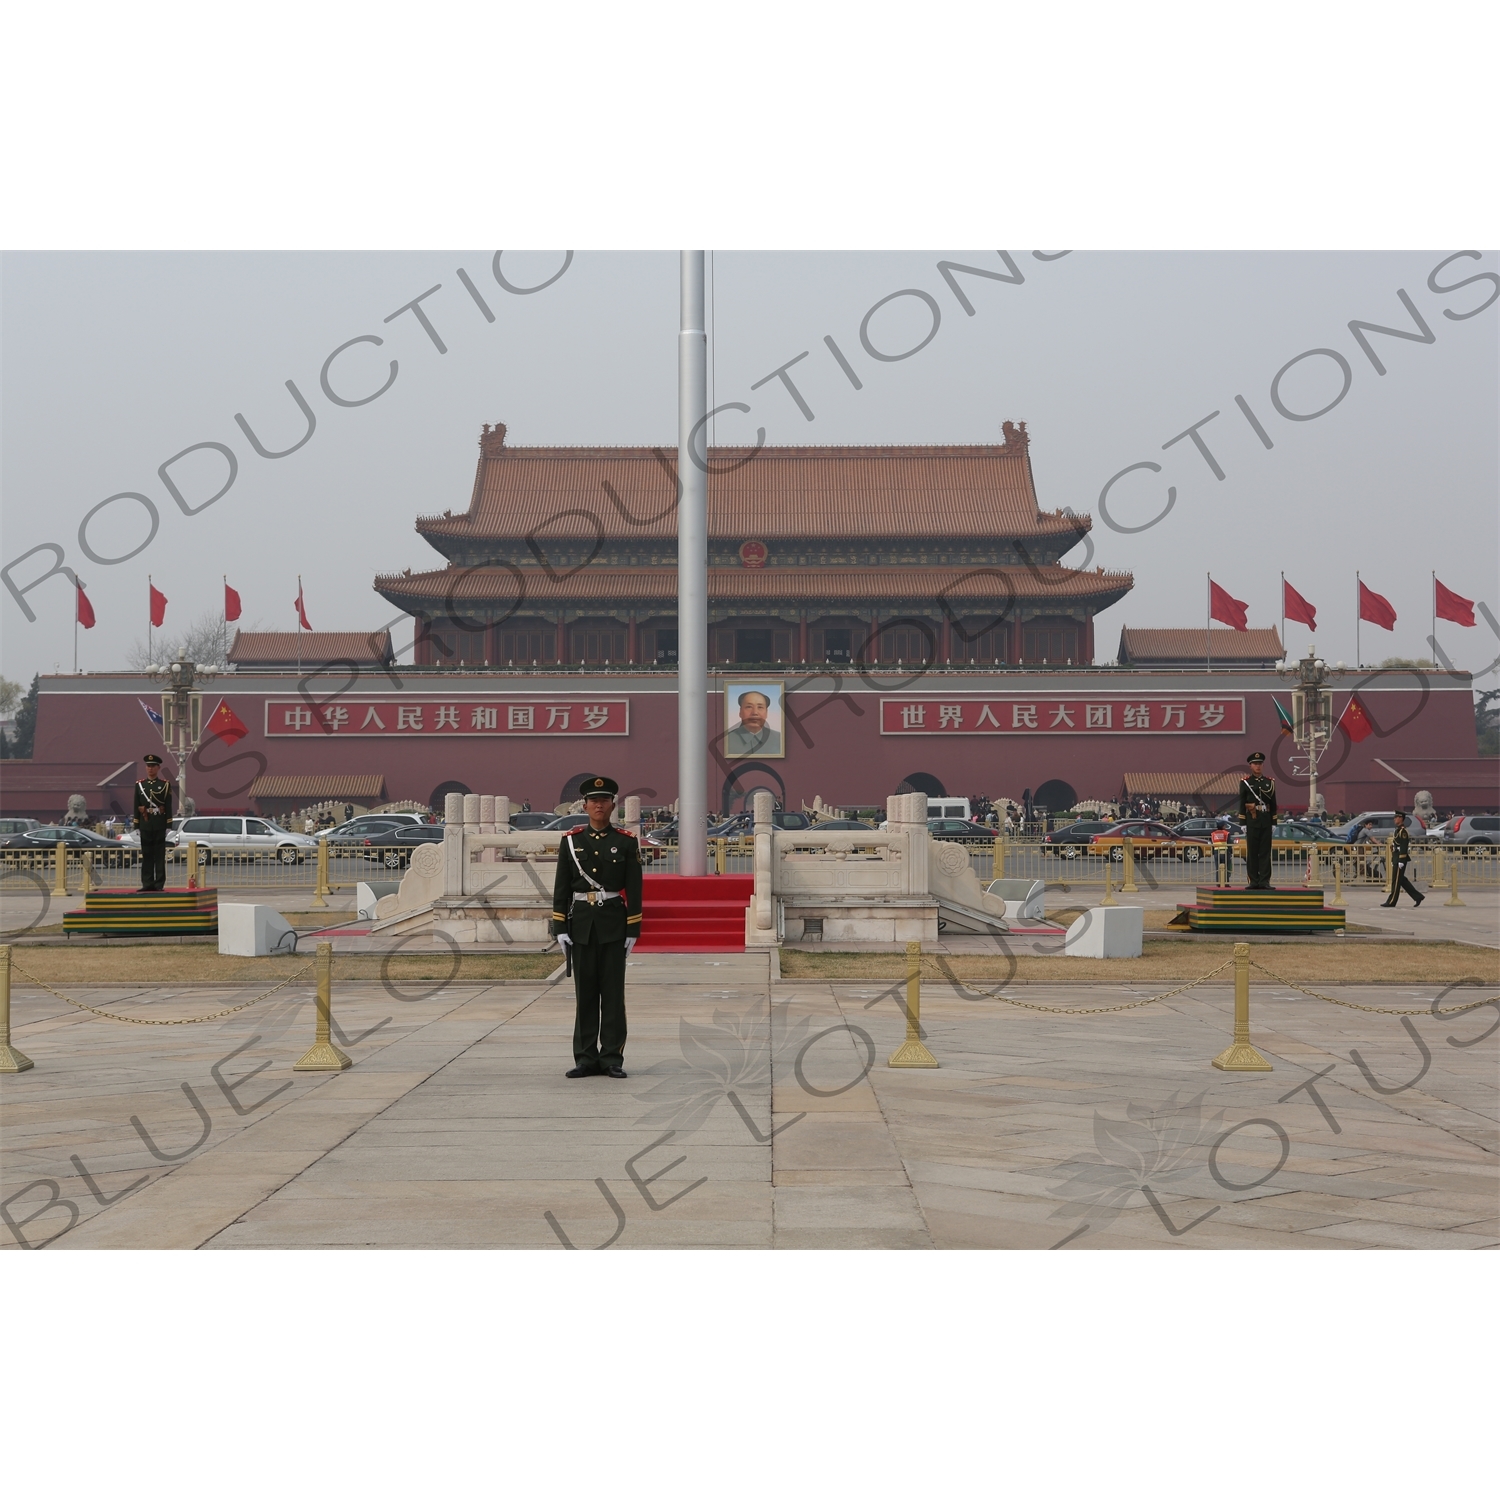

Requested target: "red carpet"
[{"left": 633, "top": 873, "right": 752, "bottom": 953}]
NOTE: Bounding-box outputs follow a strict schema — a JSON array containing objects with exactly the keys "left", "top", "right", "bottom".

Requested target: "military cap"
[
  {"left": 1246, "top": 751, "right": 1266, "bottom": 764},
  {"left": 143, "top": 753, "right": 163, "bottom": 766},
  {"left": 580, "top": 775, "right": 618, "bottom": 798}
]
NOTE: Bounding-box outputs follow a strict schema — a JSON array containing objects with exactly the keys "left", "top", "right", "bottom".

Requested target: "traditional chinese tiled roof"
[
  {"left": 375, "top": 564, "right": 1131, "bottom": 609},
  {"left": 1121, "top": 771, "right": 1244, "bottom": 798},
  {"left": 1117, "top": 627, "right": 1283, "bottom": 665},
  {"left": 247, "top": 775, "right": 387, "bottom": 800},
  {"left": 228, "top": 631, "right": 394, "bottom": 666},
  {"left": 413, "top": 421, "right": 1089, "bottom": 545}
]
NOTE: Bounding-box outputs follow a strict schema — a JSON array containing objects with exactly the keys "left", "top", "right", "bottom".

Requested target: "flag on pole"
[
  {"left": 294, "top": 578, "right": 312, "bottom": 631},
  {"left": 1358, "top": 580, "right": 1397, "bottom": 630},
  {"left": 76, "top": 582, "right": 96, "bottom": 629},
  {"left": 205, "top": 698, "right": 249, "bottom": 745},
  {"left": 1435, "top": 578, "right": 1475, "bottom": 627},
  {"left": 1274, "top": 699, "right": 1294, "bottom": 734},
  {"left": 224, "top": 580, "right": 242, "bottom": 622},
  {"left": 1337, "top": 695, "right": 1374, "bottom": 743},
  {"left": 138, "top": 699, "right": 165, "bottom": 729},
  {"left": 1282, "top": 579, "right": 1317, "bottom": 631},
  {"left": 1208, "top": 579, "right": 1249, "bottom": 631},
  {"left": 149, "top": 581, "right": 168, "bottom": 628}
]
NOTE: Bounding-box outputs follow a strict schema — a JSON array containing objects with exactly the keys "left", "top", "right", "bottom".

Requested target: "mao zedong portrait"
[{"left": 725, "top": 685, "right": 784, "bottom": 758}]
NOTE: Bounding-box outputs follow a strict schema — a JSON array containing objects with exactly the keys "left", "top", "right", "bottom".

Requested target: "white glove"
[
  {"left": 557, "top": 934, "right": 572, "bottom": 951},
  {"left": 624, "top": 937, "right": 637, "bottom": 954}
]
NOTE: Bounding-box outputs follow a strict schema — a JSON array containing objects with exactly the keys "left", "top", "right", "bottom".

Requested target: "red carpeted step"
[{"left": 634, "top": 873, "right": 752, "bottom": 952}]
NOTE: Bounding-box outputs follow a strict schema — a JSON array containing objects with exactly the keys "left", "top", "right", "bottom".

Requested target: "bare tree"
[
  {"left": 125, "top": 610, "right": 258, "bottom": 670},
  {"left": 0, "top": 676, "right": 21, "bottom": 716}
]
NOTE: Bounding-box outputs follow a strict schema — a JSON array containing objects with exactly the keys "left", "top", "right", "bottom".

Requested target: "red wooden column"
[
  {"left": 555, "top": 614, "right": 568, "bottom": 664},
  {"left": 1084, "top": 614, "right": 1095, "bottom": 665},
  {"left": 628, "top": 613, "right": 639, "bottom": 665},
  {"left": 869, "top": 611, "right": 880, "bottom": 663},
  {"left": 940, "top": 614, "right": 951, "bottom": 663},
  {"left": 798, "top": 611, "right": 808, "bottom": 663},
  {"left": 1011, "top": 615, "right": 1024, "bottom": 665}
]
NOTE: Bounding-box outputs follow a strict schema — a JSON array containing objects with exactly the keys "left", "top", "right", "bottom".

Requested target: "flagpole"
[
  {"left": 296, "top": 575, "right": 303, "bottom": 672},
  {"left": 149, "top": 573, "right": 153, "bottom": 664},
  {"left": 74, "top": 579, "right": 80, "bottom": 674},
  {"left": 1280, "top": 571, "right": 1285, "bottom": 661},
  {"left": 1356, "top": 570, "right": 1361, "bottom": 669},
  {"left": 1431, "top": 570, "right": 1436, "bottom": 667},
  {"left": 1205, "top": 573, "right": 1211, "bottom": 673}
]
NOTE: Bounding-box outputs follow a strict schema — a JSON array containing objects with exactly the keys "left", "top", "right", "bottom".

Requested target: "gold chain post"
[
  {"left": 51, "top": 841, "right": 68, "bottom": 898},
  {"left": 1431, "top": 845, "right": 1444, "bottom": 888},
  {"left": 888, "top": 940, "right": 938, "bottom": 1067},
  {"left": 186, "top": 839, "right": 199, "bottom": 890},
  {"left": 1100, "top": 861, "right": 1117, "bottom": 905},
  {"left": 993, "top": 835, "right": 1005, "bottom": 883},
  {"left": 1211, "top": 941, "right": 1273, "bottom": 1072},
  {"left": 1121, "top": 836, "right": 1138, "bottom": 892},
  {"left": 1384, "top": 835, "right": 1396, "bottom": 901},
  {"left": 1306, "top": 844, "right": 1319, "bottom": 888},
  {"left": 0, "top": 945, "right": 36, "bottom": 1073},
  {"left": 1445, "top": 861, "right": 1465, "bottom": 907},
  {"left": 311, "top": 836, "right": 330, "bottom": 908},
  {"left": 81, "top": 849, "right": 95, "bottom": 895},
  {"left": 1333, "top": 858, "right": 1343, "bottom": 905},
  {"left": 293, "top": 941, "right": 351, "bottom": 1071}
]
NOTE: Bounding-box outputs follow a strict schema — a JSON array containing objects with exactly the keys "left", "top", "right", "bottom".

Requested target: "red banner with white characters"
[
  {"left": 265, "top": 699, "right": 629, "bottom": 737},
  {"left": 880, "top": 696, "right": 1245, "bottom": 735}
]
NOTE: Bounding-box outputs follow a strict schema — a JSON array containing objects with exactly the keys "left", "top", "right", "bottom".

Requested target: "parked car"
[
  {"left": 1441, "top": 814, "right": 1499, "bottom": 846},
  {"left": 708, "top": 810, "right": 813, "bottom": 837},
  {"left": 378, "top": 823, "right": 448, "bottom": 867},
  {"left": 1089, "top": 820, "right": 1212, "bottom": 862},
  {"left": 546, "top": 813, "right": 592, "bottom": 833},
  {"left": 1172, "top": 816, "right": 1243, "bottom": 838},
  {"left": 1, "top": 825, "right": 134, "bottom": 863},
  {"left": 926, "top": 817, "right": 995, "bottom": 844},
  {"left": 0, "top": 818, "right": 40, "bottom": 837},
  {"left": 321, "top": 817, "right": 418, "bottom": 855},
  {"left": 166, "top": 816, "right": 318, "bottom": 863},
  {"left": 317, "top": 812, "right": 427, "bottom": 842},
  {"left": 1335, "top": 811, "right": 1429, "bottom": 845},
  {"left": 1042, "top": 820, "right": 1113, "bottom": 857},
  {"left": 509, "top": 812, "right": 558, "bottom": 830},
  {"left": 924, "top": 798, "right": 972, "bottom": 821},
  {"left": 809, "top": 818, "right": 875, "bottom": 831}
]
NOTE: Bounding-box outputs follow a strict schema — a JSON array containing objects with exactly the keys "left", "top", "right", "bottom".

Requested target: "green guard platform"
[
  {"left": 1169, "top": 886, "right": 1345, "bottom": 933},
  {"left": 63, "top": 887, "right": 220, "bottom": 937}
]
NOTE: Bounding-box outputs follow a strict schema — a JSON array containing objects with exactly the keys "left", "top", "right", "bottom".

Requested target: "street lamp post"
[
  {"left": 1277, "top": 649, "right": 1344, "bottom": 817},
  {"left": 146, "top": 652, "right": 218, "bottom": 815}
]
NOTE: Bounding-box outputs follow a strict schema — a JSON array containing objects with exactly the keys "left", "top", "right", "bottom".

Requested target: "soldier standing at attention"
[
  {"left": 1238, "top": 751, "right": 1277, "bottom": 890},
  {"left": 134, "top": 753, "right": 174, "bottom": 892},
  {"left": 550, "top": 776, "right": 643, "bottom": 1078},
  {"left": 1380, "top": 810, "right": 1425, "bottom": 908}
]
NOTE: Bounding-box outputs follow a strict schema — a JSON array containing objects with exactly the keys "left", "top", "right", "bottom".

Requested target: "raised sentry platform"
[
  {"left": 1170, "top": 885, "right": 1345, "bottom": 933},
  {"left": 63, "top": 887, "right": 219, "bottom": 937},
  {"left": 633, "top": 874, "right": 751, "bottom": 953}
]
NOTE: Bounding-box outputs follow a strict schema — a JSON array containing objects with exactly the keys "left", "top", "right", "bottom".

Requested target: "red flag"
[
  {"left": 1435, "top": 578, "right": 1475, "bottom": 627},
  {"left": 1283, "top": 579, "right": 1317, "bottom": 631},
  {"left": 294, "top": 580, "right": 312, "bottom": 631},
  {"left": 1358, "top": 580, "right": 1397, "bottom": 630},
  {"left": 149, "top": 582, "right": 168, "bottom": 628},
  {"left": 76, "top": 582, "right": 96, "bottom": 629},
  {"left": 1338, "top": 695, "right": 1374, "bottom": 743},
  {"left": 224, "top": 581, "right": 242, "bottom": 622},
  {"left": 1209, "top": 579, "right": 1249, "bottom": 631},
  {"left": 205, "top": 698, "right": 249, "bottom": 745}
]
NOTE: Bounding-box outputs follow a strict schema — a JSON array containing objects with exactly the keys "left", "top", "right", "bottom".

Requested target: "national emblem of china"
[{"left": 738, "top": 540, "right": 768, "bottom": 568}]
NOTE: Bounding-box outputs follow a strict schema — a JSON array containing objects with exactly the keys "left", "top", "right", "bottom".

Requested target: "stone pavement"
[{"left": 1, "top": 951, "right": 1495, "bottom": 1250}]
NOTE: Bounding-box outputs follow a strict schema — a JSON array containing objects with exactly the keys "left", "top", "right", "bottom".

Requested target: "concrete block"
[
  {"left": 1064, "top": 905, "right": 1143, "bottom": 958},
  {"left": 218, "top": 903, "right": 297, "bottom": 957},
  {"left": 986, "top": 877, "right": 1047, "bottom": 922},
  {"left": 356, "top": 881, "right": 400, "bottom": 920}
]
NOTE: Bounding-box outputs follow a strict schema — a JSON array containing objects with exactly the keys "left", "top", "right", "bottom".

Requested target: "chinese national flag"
[
  {"left": 1338, "top": 695, "right": 1374, "bottom": 743},
  {"left": 205, "top": 698, "right": 249, "bottom": 745},
  {"left": 1435, "top": 578, "right": 1475, "bottom": 627},
  {"left": 1283, "top": 579, "right": 1317, "bottom": 631},
  {"left": 294, "top": 581, "right": 312, "bottom": 631},
  {"left": 1209, "top": 579, "right": 1249, "bottom": 631},
  {"left": 149, "top": 582, "right": 168, "bottom": 628},
  {"left": 224, "top": 581, "right": 243, "bottom": 622},
  {"left": 1358, "top": 580, "right": 1397, "bottom": 630},
  {"left": 76, "top": 583, "right": 96, "bottom": 629}
]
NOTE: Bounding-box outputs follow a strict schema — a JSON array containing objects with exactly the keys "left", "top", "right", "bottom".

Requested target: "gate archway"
[{"left": 720, "top": 761, "right": 786, "bottom": 815}]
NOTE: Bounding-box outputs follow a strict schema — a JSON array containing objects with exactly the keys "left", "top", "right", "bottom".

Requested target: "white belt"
[{"left": 573, "top": 891, "right": 620, "bottom": 904}]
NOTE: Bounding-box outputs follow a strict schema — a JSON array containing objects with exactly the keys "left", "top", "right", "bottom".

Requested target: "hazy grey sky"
[{"left": 2, "top": 249, "right": 1496, "bottom": 689}]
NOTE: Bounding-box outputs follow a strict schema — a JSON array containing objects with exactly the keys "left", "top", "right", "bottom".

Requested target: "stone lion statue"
[
  {"left": 1412, "top": 790, "right": 1435, "bottom": 823},
  {"left": 64, "top": 793, "right": 88, "bottom": 825}
]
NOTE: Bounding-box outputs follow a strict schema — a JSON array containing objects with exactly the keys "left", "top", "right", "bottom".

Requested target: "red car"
[{"left": 1089, "top": 819, "right": 1212, "bottom": 862}]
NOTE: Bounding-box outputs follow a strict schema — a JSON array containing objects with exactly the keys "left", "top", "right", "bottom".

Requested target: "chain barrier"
[
  {"left": 1248, "top": 960, "right": 1499, "bottom": 1017},
  {"left": 8, "top": 958, "right": 319, "bottom": 1026},
  {"left": 955, "top": 955, "right": 1238, "bottom": 1015}
]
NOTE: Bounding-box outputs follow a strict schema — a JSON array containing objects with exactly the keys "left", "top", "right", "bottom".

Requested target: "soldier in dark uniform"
[
  {"left": 1380, "top": 811, "right": 1425, "bottom": 908},
  {"left": 550, "top": 776, "right": 643, "bottom": 1078},
  {"left": 133, "top": 753, "right": 174, "bottom": 891},
  {"left": 1238, "top": 751, "right": 1277, "bottom": 890}
]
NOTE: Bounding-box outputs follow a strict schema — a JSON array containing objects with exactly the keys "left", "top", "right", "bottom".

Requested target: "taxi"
[
  {"left": 1230, "top": 820, "right": 1349, "bottom": 856},
  {"left": 1088, "top": 819, "right": 1213, "bottom": 862}
]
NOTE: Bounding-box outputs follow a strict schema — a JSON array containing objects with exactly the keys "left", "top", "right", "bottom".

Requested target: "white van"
[{"left": 925, "top": 798, "right": 972, "bottom": 821}]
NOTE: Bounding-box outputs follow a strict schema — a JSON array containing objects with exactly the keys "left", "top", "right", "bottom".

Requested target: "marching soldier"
[
  {"left": 1238, "top": 751, "right": 1278, "bottom": 890},
  {"left": 550, "top": 775, "right": 643, "bottom": 1078},
  {"left": 133, "top": 753, "right": 174, "bottom": 892},
  {"left": 1380, "top": 810, "right": 1425, "bottom": 908}
]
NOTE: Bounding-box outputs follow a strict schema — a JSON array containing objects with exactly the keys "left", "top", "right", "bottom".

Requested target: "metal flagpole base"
[
  {"left": 888, "top": 1038, "right": 939, "bottom": 1068},
  {"left": 0, "top": 1043, "right": 35, "bottom": 1073},
  {"left": 293, "top": 1040, "right": 351, "bottom": 1072},
  {"left": 1211, "top": 1040, "right": 1272, "bottom": 1072}
]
